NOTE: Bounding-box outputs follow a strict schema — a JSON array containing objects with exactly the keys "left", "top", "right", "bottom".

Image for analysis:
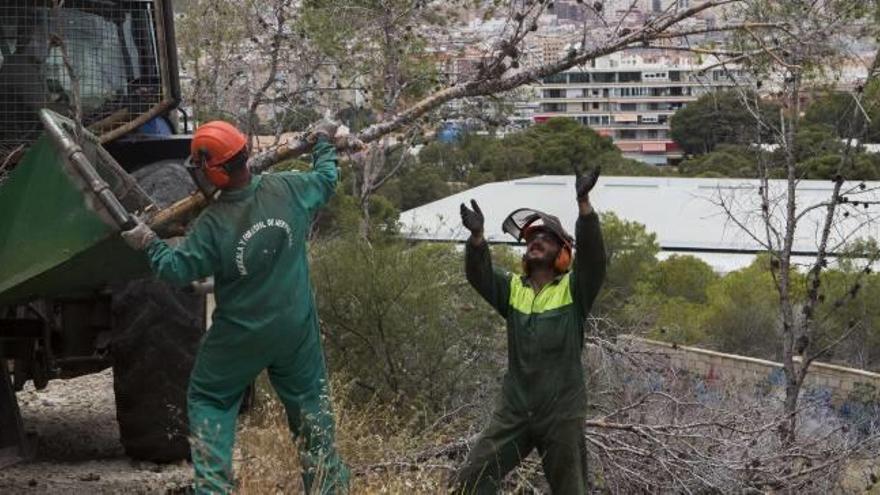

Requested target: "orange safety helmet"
[{"left": 190, "top": 121, "right": 248, "bottom": 188}]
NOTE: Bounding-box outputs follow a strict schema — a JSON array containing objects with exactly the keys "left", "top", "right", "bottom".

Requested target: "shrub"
[{"left": 311, "top": 235, "right": 507, "bottom": 423}]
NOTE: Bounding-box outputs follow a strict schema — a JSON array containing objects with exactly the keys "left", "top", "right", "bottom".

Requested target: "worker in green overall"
[
  {"left": 453, "top": 168, "right": 606, "bottom": 494},
  {"left": 120, "top": 120, "right": 350, "bottom": 494}
]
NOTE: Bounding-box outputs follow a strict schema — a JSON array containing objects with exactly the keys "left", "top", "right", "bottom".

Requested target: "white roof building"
[{"left": 399, "top": 176, "right": 880, "bottom": 273}]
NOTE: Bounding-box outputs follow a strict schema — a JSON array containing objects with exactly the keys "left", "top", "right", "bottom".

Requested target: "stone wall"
[{"left": 619, "top": 337, "right": 880, "bottom": 405}]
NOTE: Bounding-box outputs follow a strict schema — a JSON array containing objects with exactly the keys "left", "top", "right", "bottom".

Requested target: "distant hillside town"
[{"left": 422, "top": 0, "right": 875, "bottom": 165}]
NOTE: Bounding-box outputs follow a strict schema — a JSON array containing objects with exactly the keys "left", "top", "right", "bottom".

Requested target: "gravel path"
[{"left": 0, "top": 369, "right": 192, "bottom": 494}]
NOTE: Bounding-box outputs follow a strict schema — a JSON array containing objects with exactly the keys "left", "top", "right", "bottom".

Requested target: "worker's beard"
[
  {"left": 523, "top": 235, "right": 560, "bottom": 275},
  {"left": 522, "top": 249, "right": 558, "bottom": 275}
]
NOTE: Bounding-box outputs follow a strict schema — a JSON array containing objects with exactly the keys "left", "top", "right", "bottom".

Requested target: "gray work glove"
[
  {"left": 305, "top": 118, "right": 340, "bottom": 144},
  {"left": 121, "top": 219, "right": 158, "bottom": 251}
]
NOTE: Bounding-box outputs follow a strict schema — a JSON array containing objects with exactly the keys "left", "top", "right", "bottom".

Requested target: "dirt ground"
[{"left": 0, "top": 369, "right": 192, "bottom": 494}]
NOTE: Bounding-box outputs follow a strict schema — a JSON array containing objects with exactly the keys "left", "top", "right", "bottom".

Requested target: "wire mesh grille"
[{"left": 0, "top": 1, "right": 168, "bottom": 164}]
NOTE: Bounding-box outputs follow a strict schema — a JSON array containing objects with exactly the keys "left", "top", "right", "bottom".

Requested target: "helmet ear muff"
[
  {"left": 204, "top": 164, "right": 231, "bottom": 188},
  {"left": 555, "top": 243, "right": 573, "bottom": 273},
  {"left": 198, "top": 148, "right": 231, "bottom": 188}
]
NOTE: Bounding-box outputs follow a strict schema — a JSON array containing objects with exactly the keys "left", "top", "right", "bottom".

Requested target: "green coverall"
[
  {"left": 144, "top": 138, "right": 349, "bottom": 494},
  {"left": 455, "top": 211, "right": 606, "bottom": 494}
]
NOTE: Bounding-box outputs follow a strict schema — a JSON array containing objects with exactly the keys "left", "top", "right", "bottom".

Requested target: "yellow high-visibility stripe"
[{"left": 509, "top": 273, "right": 573, "bottom": 315}]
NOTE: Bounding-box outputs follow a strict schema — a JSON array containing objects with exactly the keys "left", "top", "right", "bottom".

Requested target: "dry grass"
[
  {"left": 230, "top": 343, "right": 880, "bottom": 494},
  {"left": 234, "top": 373, "right": 461, "bottom": 494}
]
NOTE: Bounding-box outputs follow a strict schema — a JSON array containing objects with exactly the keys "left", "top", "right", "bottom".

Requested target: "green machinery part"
[{"left": 0, "top": 110, "right": 154, "bottom": 307}]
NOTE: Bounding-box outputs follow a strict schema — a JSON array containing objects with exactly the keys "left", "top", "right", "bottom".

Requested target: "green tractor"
[{"left": 0, "top": 0, "right": 208, "bottom": 466}]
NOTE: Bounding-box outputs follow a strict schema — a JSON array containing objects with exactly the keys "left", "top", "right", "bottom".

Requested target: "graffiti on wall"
[{"left": 593, "top": 337, "right": 880, "bottom": 431}]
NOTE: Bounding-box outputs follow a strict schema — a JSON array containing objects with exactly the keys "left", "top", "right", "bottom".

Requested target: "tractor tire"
[{"left": 111, "top": 160, "right": 205, "bottom": 462}]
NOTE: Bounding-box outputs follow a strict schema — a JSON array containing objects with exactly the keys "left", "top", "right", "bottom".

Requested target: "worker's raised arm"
[
  {"left": 277, "top": 136, "right": 338, "bottom": 216},
  {"left": 276, "top": 120, "right": 347, "bottom": 216},
  {"left": 142, "top": 215, "right": 219, "bottom": 287},
  {"left": 462, "top": 200, "right": 512, "bottom": 318},
  {"left": 570, "top": 168, "right": 606, "bottom": 322}
]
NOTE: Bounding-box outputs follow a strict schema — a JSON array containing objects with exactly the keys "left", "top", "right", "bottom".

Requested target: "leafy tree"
[
  {"left": 803, "top": 83, "right": 880, "bottom": 142},
  {"left": 811, "top": 269, "right": 880, "bottom": 369},
  {"left": 702, "top": 257, "right": 784, "bottom": 360},
  {"left": 506, "top": 117, "right": 621, "bottom": 176},
  {"left": 803, "top": 90, "right": 868, "bottom": 140},
  {"left": 849, "top": 153, "right": 880, "bottom": 180},
  {"left": 417, "top": 119, "right": 662, "bottom": 192},
  {"left": 593, "top": 213, "right": 660, "bottom": 319},
  {"left": 417, "top": 141, "right": 471, "bottom": 183},
  {"left": 809, "top": 240, "right": 880, "bottom": 370},
  {"left": 308, "top": 163, "right": 400, "bottom": 238},
  {"left": 793, "top": 124, "right": 844, "bottom": 163},
  {"left": 677, "top": 145, "right": 760, "bottom": 178},
  {"left": 796, "top": 130, "right": 880, "bottom": 180},
  {"left": 622, "top": 255, "right": 715, "bottom": 345},
  {"left": 379, "top": 164, "right": 451, "bottom": 211},
  {"left": 599, "top": 158, "right": 671, "bottom": 177},
  {"left": 650, "top": 255, "right": 718, "bottom": 304},
  {"left": 482, "top": 144, "right": 533, "bottom": 182},
  {"left": 650, "top": 298, "right": 710, "bottom": 346},
  {"left": 670, "top": 90, "right": 779, "bottom": 155}
]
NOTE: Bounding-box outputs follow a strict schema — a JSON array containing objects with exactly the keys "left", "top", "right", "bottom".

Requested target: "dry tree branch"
[
  {"left": 247, "top": 0, "right": 766, "bottom": 172},
  {"left": 742, "top": 25, "right": 802, "bottom": 70},
  {"left": 648, "top": 21, "right": 780, "bottom": 41},
  {"left": 362, "top": 128, "right": 419, "bottom": 196},
  {"left": 710, "top": 191, "right": 775, "bottom": 251},
  {"left": 244, "top": 1, "right": 286, "bottom": 145}
]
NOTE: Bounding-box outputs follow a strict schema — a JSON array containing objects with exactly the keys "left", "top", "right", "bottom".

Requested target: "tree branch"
[{"left": 248, "top": 0, "right": 759, "bottom": 172}]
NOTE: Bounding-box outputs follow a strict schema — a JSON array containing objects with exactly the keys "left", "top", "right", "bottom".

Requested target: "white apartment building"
[{"left": 535, "top": 50, "right": 739, "bottom": 165}]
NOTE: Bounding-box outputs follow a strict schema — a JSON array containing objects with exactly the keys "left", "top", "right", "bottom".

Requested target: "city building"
[{"left": 534, "top": 50, "right": 740, "bottom": 165}]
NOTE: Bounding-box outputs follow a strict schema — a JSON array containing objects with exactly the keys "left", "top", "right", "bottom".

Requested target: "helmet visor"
[{"left": 502, "top": 208, "right": 573, "bottom": 244}]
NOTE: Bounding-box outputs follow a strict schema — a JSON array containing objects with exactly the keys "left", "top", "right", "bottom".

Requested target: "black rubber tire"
[{"left": 111, "top": 160, "right": 205, "bottom": 462}]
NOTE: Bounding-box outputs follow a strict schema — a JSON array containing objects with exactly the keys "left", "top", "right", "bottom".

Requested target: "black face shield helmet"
[{"left": 501, "top": 208, "right": 573, "bottom": 245}]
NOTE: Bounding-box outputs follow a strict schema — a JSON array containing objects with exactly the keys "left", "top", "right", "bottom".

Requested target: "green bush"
[
  {"left": 649, "top": 297, "right": 710, "bottom": 345},
  {"left": 311, "top": 235, "right": 505, "bottom": 423},
  {"left": 624, "top": 255, "right": 716, "bottom": 345},
  {"left": 650, "top": 255, "right": 718, "bottom": 304},
  {"left": 592, "top": 212, "right": 660, "bottom": 320},
  {"left": 701, "top": 257, "right": 783, "bottom": 359}
]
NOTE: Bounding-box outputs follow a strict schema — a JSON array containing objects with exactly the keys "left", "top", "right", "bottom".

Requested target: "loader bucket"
[{"left": 0, "top": 110, "right": 155, "bottom": 307}]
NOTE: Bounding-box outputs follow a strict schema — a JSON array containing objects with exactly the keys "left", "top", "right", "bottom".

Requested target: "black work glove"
[
  {"left": 460, "top": 199, "right": 484, "bottom": 235},
  {"left": 576, "top": 165, "right": 601, "bottom": 201}
]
